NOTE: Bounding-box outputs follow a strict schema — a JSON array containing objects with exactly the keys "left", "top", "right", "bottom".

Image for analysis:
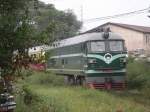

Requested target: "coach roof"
[
  {"left": 52, "top": 32, "right": 123, "bottom": 48},
  {"left": 45, "top": 32, "right": 124, "bottom": 50}
]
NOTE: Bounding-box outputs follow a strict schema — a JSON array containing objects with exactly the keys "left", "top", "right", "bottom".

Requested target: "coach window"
[
  {"left": 79, "top": 44, "right": 82, "bottom": 52},
  {"left": 81, "top": 43, "right": 85, "bottom": 52},
  {"left": 71, "top": 45, "right": 74, "bottom": 54},
  {"left": 70, "top": 46, "right": 73, "bottom": 54},
  {"left": 65, "top": 59, "right": 68, "bottom": 64},
  {"left": 83, "top": 43, "right": 87, "bottom": 54},
  {"left": 49, "top": 59, "right": 56, "bottom": 66},
  {"left": 73, "top": 45, "right": 77, "bottom": 53},
  {"left": 62, "top": 59, "right": 65, "bottom": 65}
]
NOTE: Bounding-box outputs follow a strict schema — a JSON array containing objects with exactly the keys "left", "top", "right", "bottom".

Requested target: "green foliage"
[
  {"left": 0, "top": 0, "right": 81, "bottom": 78},
  {"left": 127, "top": 59, "right": 150, "bottom": 89},
  {"left": 127, "top": 58, "right": 150, "bottom": 99},
  {"left": 33, "top": 2, "right": 82, "bottom": 40},
  {"left": 24, "top": 71, "right": 64, "bottom": 86},
  {"left": 23, "top": 85, "right": 40, "bottom": 105},
  {"left": 0, "top": 0, "right": 38, "bottom": 77},
  {"left": 15, "top": 72, "right": 150, "bottom": 112}
]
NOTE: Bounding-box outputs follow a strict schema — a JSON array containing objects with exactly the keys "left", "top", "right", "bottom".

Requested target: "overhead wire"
[{"left": 84, "top": 7, "right": 150, "bottom": 23}]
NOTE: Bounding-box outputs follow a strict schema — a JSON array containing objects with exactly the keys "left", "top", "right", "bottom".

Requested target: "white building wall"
[
  {"left": 103, "top": 24, "right": 145, "bottom": 51},
  {"left": 144, "top": 33, "right": 150, "bottom": 53}
]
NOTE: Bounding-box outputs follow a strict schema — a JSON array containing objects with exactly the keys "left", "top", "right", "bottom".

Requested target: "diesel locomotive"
[{"left": 47, "top": 31, "right": 127, "bottom": 90}]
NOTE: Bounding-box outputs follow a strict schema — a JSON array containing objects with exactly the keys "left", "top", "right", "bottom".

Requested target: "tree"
[
  {"left": 0, "top": 0, "right": 82, "bottom": 92},
  {"left": 0, "top": 0, "right": 39, "bottom": 91},
  {"left": 33, "top": 2, "right": 82, "bottom": 40}
]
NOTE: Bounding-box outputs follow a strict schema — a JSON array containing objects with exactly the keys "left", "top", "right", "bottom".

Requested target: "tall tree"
[
  {"left": 0, "top": 0, "right": 38, "bottom": 82},
  {"left": 33, "top": 2, "right": 82, "bottom": 40},
  {"left": 0, "top": 0, "right": 82, "bottom": 84}
]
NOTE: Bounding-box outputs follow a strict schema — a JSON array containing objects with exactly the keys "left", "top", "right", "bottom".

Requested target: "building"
[{"left": 84, "top": 22, "right": 150, "bottom": 52}]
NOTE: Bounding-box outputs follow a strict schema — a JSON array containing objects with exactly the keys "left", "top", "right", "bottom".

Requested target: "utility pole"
[
  {"left": 81, "top": 5, "right": 83, "bottom": 23},
  {"left": 147, "top": 6, "right": 150, "bottom": 18}
]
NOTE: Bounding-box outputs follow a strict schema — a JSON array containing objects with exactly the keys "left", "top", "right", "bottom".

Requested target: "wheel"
[
  {"left": 64, "top": 76, "right": 75, "bottom": 85},
  {"left": 76, "top": 76, "right": 84, "bottom": 85},
  {"left": 69, "top": 76, "right": 75, "bottom": 85},
  {"left": 76, "top": 78, "right": 81, "bottom": 85},
  {"left": 8, "top": 110, "right": 14, "bottom": 112},
  {"left": 64, "top": 76, "right": 69, "bottom": 85},
  {"left": 81, "top": 77, "right": 86, "bottom": 87}
]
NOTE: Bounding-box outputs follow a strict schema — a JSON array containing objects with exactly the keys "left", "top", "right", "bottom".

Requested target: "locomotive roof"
[{"left": 50, "top": 32, "right": 124, "bottom": 48}]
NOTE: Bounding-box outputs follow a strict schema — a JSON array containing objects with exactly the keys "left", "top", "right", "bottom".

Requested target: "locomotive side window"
[
  {"left": 48, "top": 59, "right": 56, "bottom": 67},
  {"left": 89, "top": 41, "right": 105, "bottom": 52},
  {"left": 109, "top": 41, "right": 123, "bottom": 51},
  {"left": 62, "top": 59, "right": 65, "bottom": 65}
]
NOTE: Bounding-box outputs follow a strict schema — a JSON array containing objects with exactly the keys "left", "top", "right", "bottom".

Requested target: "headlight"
[
  {"left": 88, "top": 59, "right": 97, "bottom": 64},
  {"left": 8, "top": 96, "right": 14, "bottom": 101},
  {"left": 120, "top": 58, "right": 126, "bottom": 63},
  {"left": 83, "top": 65, "right": 88, "bottom": 68}
]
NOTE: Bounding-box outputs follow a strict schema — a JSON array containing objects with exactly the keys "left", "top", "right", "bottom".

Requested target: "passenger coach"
[{"left": 47, "top": 31, "right": 127, "bottom": 90}]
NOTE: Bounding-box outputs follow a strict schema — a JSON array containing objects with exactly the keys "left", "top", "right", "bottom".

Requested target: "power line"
[
  {"left": 84, "top": 8, "right": 149, "bottom": 22},
  {"left": 79, "top": 1, "right": 84, "bottom": 23},
  {"left": 84, "top": 7, "right": 150, "bottom": 23}
]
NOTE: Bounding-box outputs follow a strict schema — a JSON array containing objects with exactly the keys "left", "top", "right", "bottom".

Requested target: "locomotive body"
[{"left": 47, "top": 32, "right": 127, "bottom": 89}]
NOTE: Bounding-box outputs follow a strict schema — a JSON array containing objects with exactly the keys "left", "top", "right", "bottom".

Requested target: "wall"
[
  {"left": 143, "top": 33, "right": 150, "bottom": 53},
  {"left": 102, "top": 24, "right": 145, "bottom": 51}
]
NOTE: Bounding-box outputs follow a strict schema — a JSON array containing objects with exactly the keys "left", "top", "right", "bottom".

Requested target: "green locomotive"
[{"left": 47, "top": 31, "right": 127, "bottom": 90}]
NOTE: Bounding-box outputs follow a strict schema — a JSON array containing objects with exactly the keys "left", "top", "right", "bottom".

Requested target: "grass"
[{"left": 14, "top": 71, "right": 150, "bottom": 112}]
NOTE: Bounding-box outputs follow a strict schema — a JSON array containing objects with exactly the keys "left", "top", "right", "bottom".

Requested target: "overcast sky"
[{"left": 39, "top": 0, "right": 150, "bottom": 31}]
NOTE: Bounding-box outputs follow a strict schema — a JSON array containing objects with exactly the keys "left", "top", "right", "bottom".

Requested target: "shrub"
[
  {"left": 24, "top": 71, "right": 65, "bottom": 87},
  {"left": 127, "top": 59, "right": 150, "bottom": 91},
  {"left": 23, "top": 85, "right": 40, "bottom": 105}
]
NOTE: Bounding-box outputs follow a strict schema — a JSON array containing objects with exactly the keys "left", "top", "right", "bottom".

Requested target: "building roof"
[{"left": 84, "top": 22, "right": 150, "bottom": 33}]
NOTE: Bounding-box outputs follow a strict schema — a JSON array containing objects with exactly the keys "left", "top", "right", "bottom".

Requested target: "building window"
[{"left": 145, "top": 34, "right": 150, "bottom": 44}]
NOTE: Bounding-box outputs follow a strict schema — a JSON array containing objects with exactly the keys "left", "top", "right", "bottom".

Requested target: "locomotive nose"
[{"left": 87, "top": 53, "right": 127, "bottom": 70}]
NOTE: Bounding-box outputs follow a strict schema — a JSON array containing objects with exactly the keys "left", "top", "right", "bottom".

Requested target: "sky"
[{"left": 39, "top": 0, "right": 150, "bottom": 32}]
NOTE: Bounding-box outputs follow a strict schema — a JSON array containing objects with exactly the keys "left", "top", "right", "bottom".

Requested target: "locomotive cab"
[{"left": 85, "top": 32, "right": 127, "bottom": 90}]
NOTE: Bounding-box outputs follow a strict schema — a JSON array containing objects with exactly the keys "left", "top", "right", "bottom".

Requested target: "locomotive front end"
[{"left": 85, "top": 32, "right": 127, "bottom": 90}]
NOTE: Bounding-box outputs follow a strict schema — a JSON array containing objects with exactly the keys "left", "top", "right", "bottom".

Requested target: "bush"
[
  {"left": 23, "top": 85, "right": 40, "bottom": 105},
  {"left": 24, "top": 71, "right": 65, "bottom": 87},
  {"left": 127, "top": 58, "right": 150, "bottom": 98},
  {"left": 15, "top": 71, "right": 66, "bottom": 112}
]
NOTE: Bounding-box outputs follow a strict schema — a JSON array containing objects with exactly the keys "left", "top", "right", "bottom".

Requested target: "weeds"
[
  {"left": 14, "top": 70, "right": 150, "bottom": 112},
  {"left": 127, "top": 58, "right": 150, "bottom": 98}
]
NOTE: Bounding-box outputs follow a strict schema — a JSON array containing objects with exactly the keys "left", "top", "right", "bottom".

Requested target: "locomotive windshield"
[
  {"left": 109, "top": 41, "right": 123, "bottom": 51},
  {"left": 87, "top": 40, "right": 124, "bottom": 52},
  {"left": 88, "top": 41, "right": 105, "bottom": 52}
]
